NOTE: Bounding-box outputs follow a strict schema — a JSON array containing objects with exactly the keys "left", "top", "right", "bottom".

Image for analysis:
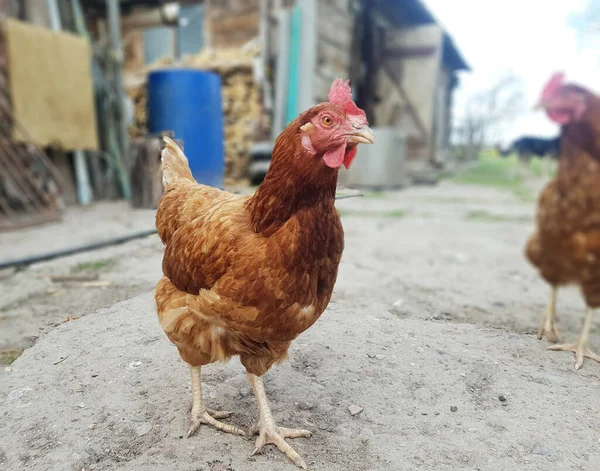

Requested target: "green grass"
[
  {"left": 338, "top": 209, "right": 406, "bottom": 218},
  {"left": 0, "top": 295, "right": 30, "bottom": 313},
  {"left": 1, "top": 349, "right": 23, "bottom": 365},
  {"left": 463, "top": 209, "right": 532, "bottom": 223},
  {"left": 528, "top": 156, "right": 557, "bottom": 179},
  {"left": 70, "top": 258, "right": 117, "bottom": 273},
  {"left": 362, "top": 191, "right": 387, "bottom": 199},
  {"left": 452, "top": 152, "right": 535, "bottom": 202}
]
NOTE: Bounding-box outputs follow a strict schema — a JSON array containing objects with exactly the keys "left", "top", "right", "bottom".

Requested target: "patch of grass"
[
  {"left": 1, "top": 348, "right": 24, "bottom": 365},
  {"left": 0, "top": 295, "right": 30, "bottom": 313},
  {"left": 362, "top": 191, "right": 387, "bottom": 199},
  {"left": 338, "top": 209, "right": 406, "bottom": 218},
  {"left": 412, "top": 195, "right": 486, "bottom": 205},
  {"left": 70, "top": 258, "right": 117, "bottom": 273},
  {"left": 464, "top": 209, "right": 532, "bottom": 223},
  {"left": 529, "top": 156, "right": 557, "bottom": 179},
  {"left": 452, "top": 153, "right": 535, "bottom": 202}
]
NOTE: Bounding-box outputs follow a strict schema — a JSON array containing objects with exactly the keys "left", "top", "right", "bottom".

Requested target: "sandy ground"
[{"left": 2, "top": 180, "right": 600, "bottom": 470}]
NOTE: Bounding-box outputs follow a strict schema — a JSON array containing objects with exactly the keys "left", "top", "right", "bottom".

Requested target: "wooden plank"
[
  {"left": 210, "top": 11, "right": 260, "bottom": 35},
  {"left": 0, "top": 209, "right": 60, "bottom": 231},
  {"left": 316, "top": 40, "right": 351, "bottom": 75},
  {"left": 383, "top": 62, "right": 427, "bottom": 140},
  {"left": 209, "top": 11, "right": 260, "bottom": 47},
  {"left": 385, "top": 45, "right": 437, "bottom": 59},
  {"left": 122, "top": 28, "right": 144, "bottom": 72},
  {"left": 317, "top": 21, "right": 352, "bottom": 51},
  {"left": 272, "top": 8, "right": 290, "bottom": 139},
  {"left": 317, "top": 1, "right": 353, "bottom": 34},
  {"left": 298, "top": 0, "right": 317, "bottom": 112},
  {"left": 320, "top": 0, "right": 351, "bottom": 16},
  {"left": 205, "top": 0, "right": 260, "bottom": 18}
]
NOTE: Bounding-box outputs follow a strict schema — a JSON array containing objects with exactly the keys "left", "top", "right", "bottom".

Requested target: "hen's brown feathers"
[
  {"left": 526, "top": 92, "right": 600, "bottom": 306},
  {"left": 155, "top": 134, "right": 344, "bottom": 375}
]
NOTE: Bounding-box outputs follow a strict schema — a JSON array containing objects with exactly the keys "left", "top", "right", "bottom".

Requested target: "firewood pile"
[{"left": 126, "top": 43, "right": 264, "bottom": 185}]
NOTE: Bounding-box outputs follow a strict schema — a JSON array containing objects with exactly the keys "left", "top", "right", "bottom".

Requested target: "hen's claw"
[
  {"left": 251, "top": 423, "right": 311, "bottom": 469},
  {"left": 187, "top": 408, "right": 246, "bottom": 437},
  {"left": 547, "top": 342, "right": 600, "bottom": 370},
  {"left": 247, "top": 373, "right": 312, "bottom": 469}
]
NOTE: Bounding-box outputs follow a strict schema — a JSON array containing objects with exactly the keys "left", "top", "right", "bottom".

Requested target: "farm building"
[
  {"left": 121, "top": 0, "right": 469, "bottom": 184},
  {"left": 0, "top": 0, "right": 468, "bottom": 230}
]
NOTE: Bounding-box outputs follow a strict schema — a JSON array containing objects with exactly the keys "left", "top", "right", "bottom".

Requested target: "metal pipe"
[
  {"left": 0, "top": 229, "right": 158, "bottom": 271},
  {"left": 106, "top": 0, "right": 131, "bottom": 198}
]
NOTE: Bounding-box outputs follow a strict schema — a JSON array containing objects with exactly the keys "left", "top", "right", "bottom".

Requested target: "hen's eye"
[{"left": 321, "top": 116, "right": 333, "bottom": 126}]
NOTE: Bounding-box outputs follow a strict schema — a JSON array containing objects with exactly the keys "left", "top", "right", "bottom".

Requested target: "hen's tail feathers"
[{"left": 161, "top": 137, "right": 194, "bottom": 187}]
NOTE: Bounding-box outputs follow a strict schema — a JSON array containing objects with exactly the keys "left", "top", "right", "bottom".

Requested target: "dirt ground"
[{"left": 2, "top": 176, "right": 600, "bottom": 470}]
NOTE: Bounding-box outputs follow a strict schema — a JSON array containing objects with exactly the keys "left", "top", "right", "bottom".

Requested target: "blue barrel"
[{"left": 147, "top": 69, "right": 224, "bottom": 188}]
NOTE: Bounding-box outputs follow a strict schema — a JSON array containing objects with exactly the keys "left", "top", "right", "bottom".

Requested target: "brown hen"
[
  {"left": 154, "top": 79, "right": 374, "bottom": 468},
  {"left": 526, "top": 72, "right": 600, "bottom": 369}
]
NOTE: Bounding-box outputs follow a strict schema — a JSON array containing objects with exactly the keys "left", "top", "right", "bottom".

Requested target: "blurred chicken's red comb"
[
  {"left": 328, "top": 79, "right": 366, "bottom": 121},
  {"left": 541, "top": 72, "right": 565, "bottom": 99}
]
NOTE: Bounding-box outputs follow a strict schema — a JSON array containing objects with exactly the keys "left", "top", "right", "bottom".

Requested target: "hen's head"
[
  {"left": 536, "top": 72, "right": 591, "bottom": 125},
  {"left": 298, "top": 79, "right": 374, "bottom": 169}
]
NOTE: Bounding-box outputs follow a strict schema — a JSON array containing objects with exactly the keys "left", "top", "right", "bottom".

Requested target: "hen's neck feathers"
[
  {"left": 246, "top": 118, "right": 338, "bottom": 235},
  {"left": 559, "top": 94, "right": 600, "bottom": 172}
]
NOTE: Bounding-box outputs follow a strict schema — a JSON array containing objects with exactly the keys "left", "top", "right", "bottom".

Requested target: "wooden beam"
[
  {"left": 383, "top": 63, "right": 428, "bottom": 141},
  {"left": 385, "top": 45, "right": 437, "bottom": 59}
]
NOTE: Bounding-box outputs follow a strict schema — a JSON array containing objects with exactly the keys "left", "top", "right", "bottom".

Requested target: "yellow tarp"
[{"left": 5, "top": 19, "right": 98, "bottom": 150}]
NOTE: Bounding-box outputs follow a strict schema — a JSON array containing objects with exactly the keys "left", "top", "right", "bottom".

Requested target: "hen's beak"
[{"left": 345, "top": 127, "right": 375, "bottom": 145}]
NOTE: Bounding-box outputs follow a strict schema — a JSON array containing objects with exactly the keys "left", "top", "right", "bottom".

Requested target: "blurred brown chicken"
[
  {"left": 154, "top": 79, "right": 374, "bottom": 468},
  {"left": 526, "top": 72, "right": 600, "bottom": 369}
]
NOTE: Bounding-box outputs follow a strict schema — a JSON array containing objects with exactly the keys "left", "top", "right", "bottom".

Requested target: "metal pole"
[{"left": 106, "top": 0, "right": 131, "bottom": 198}]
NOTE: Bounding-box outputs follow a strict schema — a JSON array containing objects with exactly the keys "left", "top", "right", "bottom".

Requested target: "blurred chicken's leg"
[
  {"left": 187, "top": 366, "right": 245, "bottom": 437},
  {"left": 538, "top": 286, "right": 560, "bottom": 342},
  {"left": 247, "top": 373, "right": 312, "bottom": 469},
  {"left": 547, "top": 308, "right": 600, "bottom": 370}
]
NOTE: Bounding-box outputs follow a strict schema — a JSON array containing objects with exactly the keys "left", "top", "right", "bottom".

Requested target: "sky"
[{"left": 423, "top": 0, "right": 599, "bottom": 145}]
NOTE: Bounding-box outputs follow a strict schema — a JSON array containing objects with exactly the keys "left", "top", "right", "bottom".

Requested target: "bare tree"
[{"left": 455, "top": 75, "right": 526, "bottom": 160}]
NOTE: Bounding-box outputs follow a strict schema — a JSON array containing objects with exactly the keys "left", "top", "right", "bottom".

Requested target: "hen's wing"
[
  {"left": 155, "top": 138, "right": 250, "bottom": 293},
  {"left": 160, "top": 194, "right": 249, "bottom": 294}
]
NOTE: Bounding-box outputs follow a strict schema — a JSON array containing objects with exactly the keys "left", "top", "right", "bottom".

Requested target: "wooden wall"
[
  {"left": 314, "top": 0, "right": 354, "bottom": 102},
  {"left": 204, "top": 0, "right": 260, "bottom": 48},
  {"left": 203, "top": 0, "right": 356, "bottom": 104},
  {"left": 374, "top": 24, "right": 444, "bottom": 162}
]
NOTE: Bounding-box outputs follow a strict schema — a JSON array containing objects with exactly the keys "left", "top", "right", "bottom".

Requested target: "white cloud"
[{"left": 423, "top": 0, "right": 596, "bottom": 145}]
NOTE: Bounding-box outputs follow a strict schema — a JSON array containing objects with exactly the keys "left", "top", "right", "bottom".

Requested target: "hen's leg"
[
  {"left": 547, "top": 308, "right": 600, "bottom": 370},
  {"left": 187, "top": 366, "right": 245, "bottom": 437},
  {"left": 247, "top": 373, "right": 312, "bottom": 469},
  {"left": 538, "top": 286, "right": 560, "bottom": 342}
]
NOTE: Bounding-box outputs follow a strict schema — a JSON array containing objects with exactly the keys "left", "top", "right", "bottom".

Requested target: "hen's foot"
[
  {"left": 250, "top": 421, "right": 312, "bottom": 469},
  {"left": 547, "top": 307, "right": 599, "bottom": 370},
  {"left": 547, "top": 343, "right": 600, "bottom": 370},
  {"left": 538, "top": 287, "right": 559, "bottom": 342},
  {"left": 538, "top": 316, "right": 560, "bottom": 343},
  {"left": 247, "top": 373, "right": 311, "bottom": 469},
  {"left": 186, "top": 366, "right": 246, "bottom": 437},
  {"left": 188, "top": 408, "right": 245, "bottom": 437}
]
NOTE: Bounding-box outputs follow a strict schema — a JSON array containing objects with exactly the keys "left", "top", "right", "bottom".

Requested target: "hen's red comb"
[
  {"left": 328, "top": 79, "right": 367, "bottom": 121},
  {"left": 541, "top": 72, "right": 565, "bottom": 99}
]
